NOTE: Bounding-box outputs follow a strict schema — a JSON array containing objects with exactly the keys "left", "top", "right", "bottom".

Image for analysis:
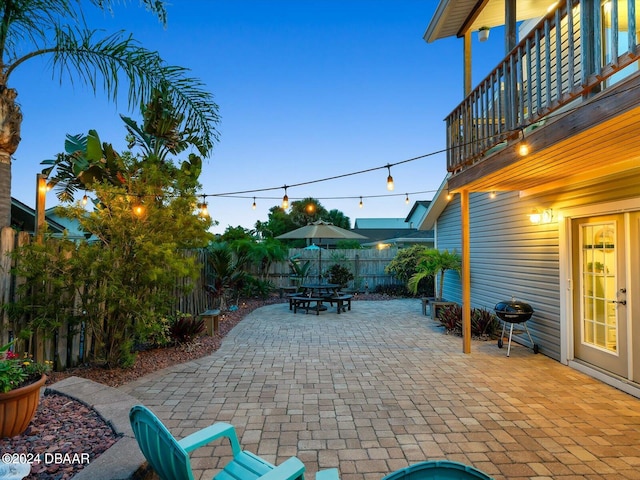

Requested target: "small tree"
[
  {"left": 408, "top": 249, "right": 461, "bottom": 301},
  {"left": 385, "top": 245, "right": 433, "bottom": 296}
]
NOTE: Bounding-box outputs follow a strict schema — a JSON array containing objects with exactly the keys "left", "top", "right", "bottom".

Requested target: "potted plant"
[
  {"left": 478, "top": 26, "right": 490, "bottom": 42},
  {"left": 0, "top": 342, "right": 51, "bottom": 438}
]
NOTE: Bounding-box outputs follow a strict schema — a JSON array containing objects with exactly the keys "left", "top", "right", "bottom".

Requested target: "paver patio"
[{"left": 119, "top": 299, "right": 640, "bottom": 480}]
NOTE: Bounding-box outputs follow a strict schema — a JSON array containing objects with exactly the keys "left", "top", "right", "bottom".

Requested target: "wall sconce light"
[
  {"left": 282, "top": 186, "right": 289, "bottom": 209},
  {"left": 386, "top": 165, "right": 394, "bottom": 191},
  {"left": 446, "top": 189, "right": 452, "bottom": 201},
  {"left": 529, "top": 208, "right": 553, "bottom": 224},
  {"left": 489, "top": 191, "right": 496, "bottom": 199}
]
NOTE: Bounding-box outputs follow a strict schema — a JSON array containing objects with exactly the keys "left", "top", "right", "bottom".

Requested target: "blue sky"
[{"left": 10, "top": 1, "right": 505, "bottom": 233}]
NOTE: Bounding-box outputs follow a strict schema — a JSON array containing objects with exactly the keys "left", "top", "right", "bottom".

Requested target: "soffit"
[{"left": 424, "top": 0, "right": 560, "bottom": 42}]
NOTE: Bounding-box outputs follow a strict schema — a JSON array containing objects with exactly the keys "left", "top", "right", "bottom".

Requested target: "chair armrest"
[
  {"left": 316, "top": 468, "right": 340, "bottom": 480},
  {"left": 178, "top": 422, "right": 241, "bottom": 456},
  {"left": 257, "top": 457, "right": 305, "bottom": 480}
]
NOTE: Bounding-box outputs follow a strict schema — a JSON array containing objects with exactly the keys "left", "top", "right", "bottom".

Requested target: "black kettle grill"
[{"left": 494, "top": 299, "right": 538, "bottom": 356}]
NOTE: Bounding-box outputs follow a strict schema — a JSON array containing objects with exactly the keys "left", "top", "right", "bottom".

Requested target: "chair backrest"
[{"left": 130, "top": 405, "right": 194, "bottom": 480}]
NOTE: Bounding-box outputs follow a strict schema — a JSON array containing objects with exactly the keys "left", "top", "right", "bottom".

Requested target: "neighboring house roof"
[
  {"left": 45, "top": 207, "right": 94, "bottom": 241},
  {"left": 361, "top": 229, "right": 434, "bottom": 248},
  {"left": 354, "top": 218, "right": 411, "bottom": 229},
  {"left": 405, "top": 200, "right": 431, "bottom": 226},
  {"left": 11, "top": 198, "right": 65, "bottom": 234}
]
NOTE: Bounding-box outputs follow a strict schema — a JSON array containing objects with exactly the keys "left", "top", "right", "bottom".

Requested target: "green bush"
[{"left": 326, "top": 264, "right": 354, "bottom": 288}]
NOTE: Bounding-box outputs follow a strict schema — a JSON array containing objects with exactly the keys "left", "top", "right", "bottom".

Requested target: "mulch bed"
[{"left": 1, "top": 293, "right": 389, "bottom": 479}]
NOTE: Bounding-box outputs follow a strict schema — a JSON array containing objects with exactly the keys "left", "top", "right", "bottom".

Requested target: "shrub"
[
  {"left": 169, "top": 314, "right": 205, "bottom": 344},
  {"left": 373, "top": 284, "right": 409, "bottom": 297},
  {"left": 438, "top": 305, "right": 501, "bottom": 338},
  {"left": 471, "top": 308, "right": 500, "bottom": 337},
  {"left": 240, "top": 277, "right": 275, "bottom": 299},
  {"left": 438, "top": 304, "right": 462, "bottom": 333},
  {"left": 326, "top": 264, "right": 354, "bottom": 288}
]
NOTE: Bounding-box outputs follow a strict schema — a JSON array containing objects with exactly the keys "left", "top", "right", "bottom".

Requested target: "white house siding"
[{"left": 435, "top": 191, "right": 562, "bottom": 360}]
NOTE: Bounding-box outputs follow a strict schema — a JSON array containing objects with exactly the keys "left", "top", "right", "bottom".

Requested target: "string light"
[
  {"left": 82, "top": 193, "right": 88, "bottom": 206},
  {"left": 359, "top": 196, "right": 363, "bottom": 208},
  {"left": 518, "top": 127, "right": 529, "bottom": 156},
  {"left": 405, "top": 193, "right": 410, "bottom": 204},
  {"left": 386, "top": 165, "right": 394, "bottom": 191},
  {"left": 198, "top": 195, "right": 209, "bottom": 218},
  {"left": 252, "top": 197, "right": 256, "bottom": 210},
  {"left": 281, "top": 186, "right": 289, "bottom": 209},
  {"left": 132, "top": 197, "right": 145, "bottom": 217}
]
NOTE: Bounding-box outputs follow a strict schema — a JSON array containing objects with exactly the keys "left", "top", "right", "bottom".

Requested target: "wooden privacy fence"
[{"left": 263, "top": 247, "right": 401, "bottom": 291}]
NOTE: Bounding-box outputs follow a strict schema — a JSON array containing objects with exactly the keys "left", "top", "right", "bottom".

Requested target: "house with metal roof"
[
  {"left": 353, "top": 201, "right": 434, "bottom": 248},
  {"left": 422, "top": 0, "right": 640, "bottom": 397}
]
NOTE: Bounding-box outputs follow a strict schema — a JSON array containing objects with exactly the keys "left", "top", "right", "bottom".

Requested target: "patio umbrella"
[{"left": 276, "top": 220, "right": 367, "bottom": 282}]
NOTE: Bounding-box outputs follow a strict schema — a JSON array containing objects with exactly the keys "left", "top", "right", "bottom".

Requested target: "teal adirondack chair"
[{"left": 130, "top": 405, "right": 311, "bottom": 480}]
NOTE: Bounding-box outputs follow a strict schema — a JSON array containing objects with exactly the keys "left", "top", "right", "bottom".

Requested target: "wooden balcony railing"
[{"left": 446, "top": 0, "right": 640, "bottom": 173}]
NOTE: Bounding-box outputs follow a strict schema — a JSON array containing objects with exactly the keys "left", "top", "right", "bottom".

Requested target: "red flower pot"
[{"left": 0, "top": 374, "right": 46, "bottom": 438}]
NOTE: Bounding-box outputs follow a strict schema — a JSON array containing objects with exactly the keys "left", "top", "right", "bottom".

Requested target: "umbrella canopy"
[
  {"left": 276, "top": 221, "right": 367, "bottom": 282},
  {"left": 276, "top": 220, "right": 367, "bottom": 241}
]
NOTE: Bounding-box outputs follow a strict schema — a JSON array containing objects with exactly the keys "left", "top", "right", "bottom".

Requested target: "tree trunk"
[{"left": 0, "top": 87, "right": 23, "bottom": 228}]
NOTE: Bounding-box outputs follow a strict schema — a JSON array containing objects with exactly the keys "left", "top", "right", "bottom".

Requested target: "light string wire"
[
  {"left": 200, "top": 78, "right": 640, "bottom": 202},
  {"left": 71, "top": 79, "right": 639, "bottom": 204}
]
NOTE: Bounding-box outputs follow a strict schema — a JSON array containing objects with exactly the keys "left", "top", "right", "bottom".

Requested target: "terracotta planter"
[{"left": 0, "top": 374, "right": 46, "bottom": 438}]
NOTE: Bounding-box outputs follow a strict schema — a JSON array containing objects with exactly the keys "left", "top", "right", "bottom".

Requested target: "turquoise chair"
[
  {"left": 130, "top": 405, "right": 322, "bottom": 480},
  {"left": 382, "top": 460, "right": 494, "bottom": 479}
]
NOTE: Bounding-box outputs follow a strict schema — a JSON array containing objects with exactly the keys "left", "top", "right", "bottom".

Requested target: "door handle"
[{"left": 610, "top": 300, "right": 627, "bottom": 305}]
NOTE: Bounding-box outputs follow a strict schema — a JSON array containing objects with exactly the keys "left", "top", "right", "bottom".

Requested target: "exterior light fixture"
[
  {"left": 405, "top": 193, "right": 410, "bottom": 204},
  {"left": 518, "top": 127, "right": 529, "bottom": 156},
  {"left": 252, "top": 197, "right": 256, "bottom": 210},
  {"left": 446, "top": 189, "right": 452, "bottom": 201},
  {"left": 489, "top": 191, "right": 496, "bottom": 199},
  {"left": 529, "top": 208, "right": 552, "bottom": 224},
  {"left": 282, "top": 186, "right": 289, "bottom": 209},
  {"left": 359, "top": 196, "right": 363, "bottom": 208},
  {"left": 386, "top": 165, "right": 394, "bottom": 191}
]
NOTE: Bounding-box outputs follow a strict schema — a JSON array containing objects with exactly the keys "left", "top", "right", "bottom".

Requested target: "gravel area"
[{"left": 0, "top": 293, "right": 391, "bottom": 479}]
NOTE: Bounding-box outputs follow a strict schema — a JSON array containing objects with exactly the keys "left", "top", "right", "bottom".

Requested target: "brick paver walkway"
[{"left": 120, "top": 299, "right": 640, "bottom": 480}]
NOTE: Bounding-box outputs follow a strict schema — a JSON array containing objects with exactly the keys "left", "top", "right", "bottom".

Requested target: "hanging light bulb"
[
  {"left": 132, "top": 197, "right": 145, "bottom": 217},
  {"left": 252, "top": 197, "right": 256, "bottom": 210},
  {"left": 282, "top": 186, "right": 289, "bottom": 209},
  {"left": 518, "top": 127, "right": 529, "bottom": 156},
  {"left": 82, "top": 193, "right": 88, "bottom": 206},
  {"left": 198, "top": 195, "right": 209, "bottom": 218},
  {"left": 386, "top": 165, "right": 394, "bottom": 191},
  {"left": 359, "top": 196, "right": 363, "bottom": 208},
  {"left": 405, "top": 193, "right": 409, "bottom": 205},
  {"left": 200, "top": 202, "right": 209, "bottom": 218}
]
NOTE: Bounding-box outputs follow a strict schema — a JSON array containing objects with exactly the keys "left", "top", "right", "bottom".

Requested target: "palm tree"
[
  {"left": 408, "top": 248, "right": 461, "bottom": 301},
  {"left": 0, "top": 0, "right": 220, "bottom": 228}
]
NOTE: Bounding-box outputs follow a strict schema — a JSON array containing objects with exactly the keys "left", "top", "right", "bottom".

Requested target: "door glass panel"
[{"left": 581, "top": 223, "right": 618, "bottom": 353}]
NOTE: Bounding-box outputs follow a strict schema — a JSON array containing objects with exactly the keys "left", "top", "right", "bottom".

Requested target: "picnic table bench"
[{"left": 290, "top": 293, "right": 353, "bottom": 315}]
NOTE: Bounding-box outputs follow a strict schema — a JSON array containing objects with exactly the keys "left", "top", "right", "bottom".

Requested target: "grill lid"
[{"left": 494, "top": 299, "right": 534, "bottom": 323}]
